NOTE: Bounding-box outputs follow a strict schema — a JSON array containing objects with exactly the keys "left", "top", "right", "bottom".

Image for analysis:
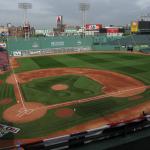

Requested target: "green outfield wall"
[
  {"left": 7, "top": 36, "right": 94, "bottom": 56},
  {"left": 7, "top": 36, "right": 124, "bottom": 56}
]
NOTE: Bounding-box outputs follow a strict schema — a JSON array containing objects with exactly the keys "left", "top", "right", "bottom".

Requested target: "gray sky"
[{"left": 0, "top": 0, "right": 150, "bottom": 29}]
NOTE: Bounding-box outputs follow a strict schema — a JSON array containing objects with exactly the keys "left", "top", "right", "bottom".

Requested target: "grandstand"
[
  {"left": 139, "top": 47, "right": 150, "bottom": 53},
  {"left": 92, "top": 34, "right": 150, "bottom": 53},
  {"left": 102, "top": 34, "right": 150, "bottom": 46},
  {"left": 0, "top": 48, "right": 9, "bottom": 71}
]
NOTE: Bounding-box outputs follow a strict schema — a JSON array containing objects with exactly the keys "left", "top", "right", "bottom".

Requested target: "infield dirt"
[
  {"left": 0, "top": 55, "right": 149, "bottom": 148},
  {"left": 4, "top": 67, "right": 147, "bottom": 124},
  {"left": 7, "top": 68, "right": 147, "bottom": 97}
]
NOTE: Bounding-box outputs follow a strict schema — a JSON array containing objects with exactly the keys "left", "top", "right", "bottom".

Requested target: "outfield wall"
[
  {"left": 7, "top": 36, "right": 125, "bottom": 56},
  {"left": 7, "top": 35, "right": 150, "bottom": 56},
  {"left": 7, "top": 36, "right": 93, "bottom": 56}
]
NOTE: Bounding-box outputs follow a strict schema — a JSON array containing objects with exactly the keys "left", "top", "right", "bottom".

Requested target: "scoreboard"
[
  {"left": 138, "top": 21, "right": 150, "bottom": 33},
  {"left": 131, "top": 21, "right": 150, "bottom": 33}
]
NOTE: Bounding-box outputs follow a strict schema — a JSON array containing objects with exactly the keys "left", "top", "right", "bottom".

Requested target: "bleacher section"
[
  {"left": 103, "top": 34, "right": 150, "bottom": 46},
  {"left": 139, "top": 47, "right": 150, "bottom": 53},
  {"left": 0, "top": 48, "right": 9, "bottom": 71}
]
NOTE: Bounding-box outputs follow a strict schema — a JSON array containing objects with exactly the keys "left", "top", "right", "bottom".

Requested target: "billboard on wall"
[
  {"left": 138, "top": 21, "right": 150, "bottom": 29},
  {"left": 85, "top": 24, "right": 102, "bottom": 31},
  {"left": 0, "top": 124, "right": 20, "bottom": 138},
  {"left": 0, "top": 42, "right": 6, "bottom": 48},
  {"left": 56, "top": 16, "right": 63, "bottom": 25},
  {"left": 107, "top": 28, "right": 119, "bottom": 33},
  {"left": 13, "top": 51, "right": 22, "bottom": 56},
  {"left": 138, "top": 21, "right": 150, "bottom": 33},
  {"left": 131, "top": 21, "right": 138, "bottom": 33}
]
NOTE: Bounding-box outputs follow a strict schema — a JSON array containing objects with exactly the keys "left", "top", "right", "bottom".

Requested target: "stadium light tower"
[
  {"left": 79, "top": 2, "right": 90, "bottom": 36},
  {"left": 18, "top": 3, "right": 32, "bottom": 39}
]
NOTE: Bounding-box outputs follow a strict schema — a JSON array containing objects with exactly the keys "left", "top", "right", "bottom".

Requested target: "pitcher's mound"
[
  {"left": 3, "top": 102, "right": 47, "bottom": 124},
  {"left": 51, "top": 84, "right": 69, "bottom": 91},
  {"left": 55, "top": 108, "right": 74, "bottom": 118}
]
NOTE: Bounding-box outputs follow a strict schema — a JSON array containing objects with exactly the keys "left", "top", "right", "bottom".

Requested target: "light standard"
[
  {"left": 18, "top": 3, "right": 32, "bottom": 39},
  {"left": 79, "top": 3, "right": 90, "bottom": 37}
]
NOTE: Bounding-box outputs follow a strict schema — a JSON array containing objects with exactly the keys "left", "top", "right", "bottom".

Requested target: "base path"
[
  {"left": 2, "top": 99, "right": 150, "bottom": 149},
  {"left": 9, "top": 57, "right": 20, "bottom": 69},
  {"left": 45, "top": 99, "right": 150, "bottom": 138},
  {"left": 1, "top": 67, "right": 149, "bottom": 148},
  {"left": 4, "top": 68, "right": 148, "bottom": 124},
  {"left": 7, "top": 68, "right": 147, "bottom": 98}
]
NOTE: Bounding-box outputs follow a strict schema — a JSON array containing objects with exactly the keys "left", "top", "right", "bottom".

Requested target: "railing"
[{"left": 2, "top": 114, "right": 150, "bottom": 150}]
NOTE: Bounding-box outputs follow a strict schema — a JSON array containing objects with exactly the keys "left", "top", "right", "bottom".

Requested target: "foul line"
[
  {"left": 33, "top": 86, "right": 147, "bottom": 112},
  {"left": 9, "top": 59, "right": 148, "bottom": 118},
  {"left": 10, "top": 58, "right": 27, "bottom": 110}
]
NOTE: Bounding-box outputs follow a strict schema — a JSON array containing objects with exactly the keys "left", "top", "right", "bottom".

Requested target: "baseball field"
[{"left": 0, "top": 52, "right": 150, "bottom": 147}]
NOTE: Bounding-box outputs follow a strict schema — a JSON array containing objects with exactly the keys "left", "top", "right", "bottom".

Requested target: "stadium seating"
[
  {"left": 102, "top": 34, "right": 150, "bottom": 46},
  {"left": 139, "top": 47, "right": 150, "bottom": 53},
  {"left": 0, "top": 50, "right": 9, "bottom": 70}
]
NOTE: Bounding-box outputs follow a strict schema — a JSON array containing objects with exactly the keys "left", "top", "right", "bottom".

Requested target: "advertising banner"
[
  {"left": 51, "top": 41, "right": 64, "bottom": 47},
  {"left": 131, "top": 21, "right": 138, "bottom": 33},
  {"left": 85, "top": 24, "right": 102, "bottom": 31},
  {"left": 56, "top": 16, "right": 63, "bottom": 24},
  {"left": 0, "top": 42, "right": 6, "bottom": 48},
  {"left": 13, "top": 51, "right": 22, "bottom": 56},
  {"left": 107, "top": 28, "right": 119, "bottom": 33},
  {"left": 0, "top": 124, "right": 20, "bottom": 137}
]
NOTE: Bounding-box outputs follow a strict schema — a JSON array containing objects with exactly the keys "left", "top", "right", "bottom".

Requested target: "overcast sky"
[{"left": 0, "top": 0, "right": 150, "bottom": 29}]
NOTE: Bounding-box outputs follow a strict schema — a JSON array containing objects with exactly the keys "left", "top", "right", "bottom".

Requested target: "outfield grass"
[
  {"left": 5, "top": 89, "right": 150, "bottom": 139},
  {"left": 0, "top": 52, "right": 150, "bottom": 139},
  {"left": 0, "top": 72, "right": 16, "bottom": 124},
  {"left": 15, "top": 53, "right": 150, "bottom": 84}
]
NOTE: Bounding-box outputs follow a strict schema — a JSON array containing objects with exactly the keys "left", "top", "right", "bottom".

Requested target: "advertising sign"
[
  {"left": 107, "top": 28, "right": 119, "bottom": 33},
  {"left": 56, "top": 16, "right": 63, "bottom": 24},
  {"left": 51, "top": 41, "right": 64, "bottom": 47},
  {"left": 85, "top": 24, "right": 102, "bottom": 31},
  {"left": 32, "top": 42, "right": 39, "bottom": 48},
  {"left": 0, "top": 42, "right": 6, "bottom": 48},
  {"left": 0, "top": 124, "right": 20, "bottom": 137},
  {"left": 13, "top": 51, "right": 22, "bottom": 56},
  {"left": 65, "top": 29, "right": 77, "bottom": 33},
  {"left": 131, "top": 21, "right": 138, "bottom": 33}
]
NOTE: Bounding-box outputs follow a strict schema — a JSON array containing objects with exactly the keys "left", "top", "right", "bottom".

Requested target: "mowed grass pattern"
[
  {"left": 16, "top": 53, "right": 150, "bottom": 84},
  {"left": 1, "top": 52, "right": 150, "bottom": 139},
  {"left": 20, "top": 75, "right": 102, "bottom": 105},
  {"left": 0, "top": 73, "right": 16, "bottom": 124}
]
